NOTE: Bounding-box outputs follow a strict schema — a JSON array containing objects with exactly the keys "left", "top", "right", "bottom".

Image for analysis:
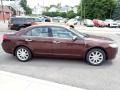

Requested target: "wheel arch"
[
  {"left": 85, "top": 47, "right": 108, "bottom": 60},
  {"left": 13, "top": 45, "right": 33, "bottom": 57}
]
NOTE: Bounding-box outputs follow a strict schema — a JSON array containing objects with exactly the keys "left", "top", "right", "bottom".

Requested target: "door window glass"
[
  {"left": 51, "top": 27, "right": 76, "bottom": 39},
  {"left": 25, "top": 27, "right": 49, "bottom": 37}
]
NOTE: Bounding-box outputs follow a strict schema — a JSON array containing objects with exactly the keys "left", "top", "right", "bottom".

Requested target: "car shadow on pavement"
[{"left": 1, "top": 53, "right": 113, "bottom": 68}]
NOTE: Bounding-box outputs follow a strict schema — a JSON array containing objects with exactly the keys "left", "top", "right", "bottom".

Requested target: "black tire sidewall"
[
  {"left": 15, "top": 47, "right": 32, "bottom": 62},
  {"left": 86, "top": 49, "right": 106, "bottom": 66}
]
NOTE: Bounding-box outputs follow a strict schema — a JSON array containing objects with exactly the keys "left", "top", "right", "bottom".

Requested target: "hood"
[{"left": 84, "top": 35, "right": 114, "bottom": 43}]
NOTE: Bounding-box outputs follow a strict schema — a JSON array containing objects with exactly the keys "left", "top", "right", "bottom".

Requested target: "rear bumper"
[
  {"left": 2, "top": 42, "right": 14, "bottom": 54},
  {"left": 110, "top": 24, "right": 118, "bottom": 27}
]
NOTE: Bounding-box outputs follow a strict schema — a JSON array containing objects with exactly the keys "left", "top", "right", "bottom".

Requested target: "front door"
[{"left": 50, "top": 26, "right": 85, "bottom": 57}]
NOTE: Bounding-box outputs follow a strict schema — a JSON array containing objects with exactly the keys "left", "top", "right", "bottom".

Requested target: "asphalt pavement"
[{"left": 0, "top": 23, "right": 120, "bottom": 90}]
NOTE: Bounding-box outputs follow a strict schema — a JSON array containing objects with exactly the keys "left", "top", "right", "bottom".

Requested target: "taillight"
[
  {"left": 3, "top": 35, "right": 8, "bottom": 40},
  {"left": 10, "top": 23, "right": 14, "bottom": 26}
]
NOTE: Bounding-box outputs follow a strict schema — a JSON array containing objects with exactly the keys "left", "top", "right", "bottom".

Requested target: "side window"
[
  {"left": 51, "top": 27, "right": 76, "bottom": 39},
  {"left": 25, "top": 27, "right": 49, "bottom": 37}
]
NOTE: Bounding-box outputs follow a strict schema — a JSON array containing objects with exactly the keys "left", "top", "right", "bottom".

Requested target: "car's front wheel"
[
  {"left": 86, "top": 48, "right": 106, "bottom": 66},
  {"left": 15, "top": 46, "right": 32, "bottom": 62}
]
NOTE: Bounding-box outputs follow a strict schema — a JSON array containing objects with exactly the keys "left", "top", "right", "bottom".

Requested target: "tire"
[
  {"left": 15, "top": 46, "right": 32, "bottom": 62},
  {"left": 86, "top": 48, "right": 106, "bottom": 66},
  {"left": 108, "top": 24, "right": 110, "bottom": 27},
  {"left": 20, "top": 27, "right": 24, "bottom": 30}
]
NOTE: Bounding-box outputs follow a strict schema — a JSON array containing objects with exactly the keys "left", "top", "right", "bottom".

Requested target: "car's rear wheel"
[
  {"left": 15, "top": 47, "right": 32, "bottom": 62},
  {"left": 86, "top": 48, "right": 106, "bottom": 66}
]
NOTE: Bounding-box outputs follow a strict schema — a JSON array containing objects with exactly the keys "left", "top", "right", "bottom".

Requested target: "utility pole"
[
  {"left": 80, "top": 0, "right": 83, "bottom": 25},
  {"left": 42, "top": 0, "right": 44, "bottom": 15},
  {"left": 0, "top": 0, "right": 5, "bottom": 23},
  {"left": 81, "top": 0, "right": 83, "bottom": 19},
  {"left": 84, "top": 5, "right": 85, "bottom": 19}
]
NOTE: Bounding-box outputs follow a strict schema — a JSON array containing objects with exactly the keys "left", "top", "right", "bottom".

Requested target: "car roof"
[
  {"left": 29, "top": 23, "right": 70, "bottom": 29},
  {"left": 10, "top": 16, "right": 32, "bottom": 19}
]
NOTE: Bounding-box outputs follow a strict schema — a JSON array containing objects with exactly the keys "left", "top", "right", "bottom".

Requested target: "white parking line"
[{"left": 0, "top": 71, "right": 86, "bottom": 90}]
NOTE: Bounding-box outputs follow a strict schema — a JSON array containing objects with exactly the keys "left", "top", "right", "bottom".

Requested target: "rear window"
[
  {"left": 11, "top": 18, "right": 25, "bottom": 24},
  {"left": 10, "top": 18, "right": 34, "bottom": 24}
]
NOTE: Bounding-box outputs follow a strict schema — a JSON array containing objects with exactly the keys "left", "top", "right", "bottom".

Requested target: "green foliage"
[
  {"left": 42, "top": 12, "right": 61, "bottom": 17},
  {"left": 112, "top": 0, "right": 120, "bottom": 20},
  {"left": 78, "top": 0, "right": 116, "bottom": 20},
  {"left": 66, "top": 10, "right": 76, "bottom": 18},
  {"left": 42, "top": 11, "right": 76, "bottom": 19},
  {"left": 20, "top": 0, "right": 32, "bottom": 15}
]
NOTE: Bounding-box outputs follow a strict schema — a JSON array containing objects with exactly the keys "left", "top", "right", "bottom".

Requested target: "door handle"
[
  {"left": 25, "top": 39, "right": 32, "bottom": 42},
  {"left": 53, "top": 41, "right": 61, "bottom": 44}
]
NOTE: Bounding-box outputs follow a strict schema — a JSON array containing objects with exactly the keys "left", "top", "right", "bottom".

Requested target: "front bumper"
[{"left": 106, "top": 47, "right": 118, "bottom": 60}]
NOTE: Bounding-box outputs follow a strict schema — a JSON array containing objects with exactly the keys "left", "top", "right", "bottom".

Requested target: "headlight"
[{"left": 109, "top": 43, "right": 118, "bottom": 48}]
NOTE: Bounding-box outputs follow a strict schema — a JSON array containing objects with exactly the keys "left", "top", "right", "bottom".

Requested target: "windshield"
[{"left": 70, "top": 28, "right": 89, "bottom": 38}]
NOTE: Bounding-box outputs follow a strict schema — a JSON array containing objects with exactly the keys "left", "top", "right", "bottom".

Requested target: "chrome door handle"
[
  {"left": 53, "top": 41, "right": 61, "bottom": 44},
  {"left": 25, "top": 39, "right": 32, "bottom": 42}
]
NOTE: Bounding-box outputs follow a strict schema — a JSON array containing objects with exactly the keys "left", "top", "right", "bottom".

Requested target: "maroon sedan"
[{"left": 2, "top": 24, "right": 118, "bottom": 66}]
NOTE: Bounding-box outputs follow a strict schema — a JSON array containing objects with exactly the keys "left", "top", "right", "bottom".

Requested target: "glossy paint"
[{"left": 2, "top": 25, "right": 118, "bottom": 60}]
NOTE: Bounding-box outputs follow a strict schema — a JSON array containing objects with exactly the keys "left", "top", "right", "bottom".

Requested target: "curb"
[{"left": 0, "top": 71, "right": 86, "bottom": 90}]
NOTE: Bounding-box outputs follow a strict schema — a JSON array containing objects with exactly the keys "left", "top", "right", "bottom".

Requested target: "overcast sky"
[{"left": 27, "top": 0, "right": 80, "bottom": 8}]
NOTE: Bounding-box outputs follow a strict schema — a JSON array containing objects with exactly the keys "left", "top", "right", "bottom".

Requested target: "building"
[
  {"left": 73, "top": 6, "right": 78, "bottom": 14},
  {"left": 47, "top": 5, "right": 77, "bottom": 13},
  {"left": 32, "top": 4, "right": 45, "bottom": 15},
  {"left": 0, "top": 0, "right": 25, "bottom": 20},
  {"left": 60, "top": 5, "right": 72, "bottom": 13},
  {"left": 48, "top": 5, "right": 59, "bottom": 12},
  {"left": 2, "top": 0, "right": 24, "bottom": 15},
  {"left": 48, "top": 7, "right": 58, "bottom": 12}
]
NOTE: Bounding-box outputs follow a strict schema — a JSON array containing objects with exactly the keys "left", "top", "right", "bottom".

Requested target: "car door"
[
  {"left": 22, "top": 26, "right": 53, "bottom": 55},
  {"left": 50, "top": 26, "right": 85, "bottom": 57}
]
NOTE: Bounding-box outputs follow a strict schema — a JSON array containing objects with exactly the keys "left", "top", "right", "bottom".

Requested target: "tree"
[
  {"left": 78, "top": 0, "right": 116, "bottom": 20},
  {"left": 42, "top": 4, "right": 77, "bottom": 18},
  {"left": 20, "top": 0, "right": 32, "bottom": 15},
  {"left": 59, "top": 12, "right": 67, "bottom": 18},
  {"left": 112, "top": 0, "right": 120, "bottom": 20},
  {"left": 42, "top": 12, "right": 67, "bottom": 18},
  {"left": 66, "top": 10, "right": 76, "bottom": 18}
]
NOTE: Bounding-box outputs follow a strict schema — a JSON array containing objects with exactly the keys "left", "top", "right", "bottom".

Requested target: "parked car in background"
[
  {"left": 2, "top": 24, "right": 118, "bottom": 66},
  {"left": 116, "top": 20, "right": 120, "bottom": 27},
  {"left": 66, "top": 19, "right": 78, "bottom": 26},
  {"left": 104, "top": 19, "right": 118, "bottom": 28},
  {"left": 59, "top": 18, "right": 68, "bottom": 23},
  {"left": 52, "top": 17, "right": 60, "bottom": 22},
  {"left": 8, "top": 16, "right": 41, "bottom": 30},
  {"left": 31, "top": 17, "right": 43, "bottom": 25},
  {"left": 39, "top": 16, "right": 51, "bottom": 22},
  {"left": 8, "top": 16, "right": 32, "bottom": 30},
  {"left": 84, "top": 19, "right": 94, "bottom": 27},
  {"left": 93, "top": 19, "right": 105, "bottom": 27},
  {"left": 52, "top": 16, "right": 64, "bottom": 23}
]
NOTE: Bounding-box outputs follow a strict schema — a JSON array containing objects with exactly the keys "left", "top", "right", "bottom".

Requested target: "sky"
[{"left": 27, "top": 0, "right": 80, "bottom": 8}]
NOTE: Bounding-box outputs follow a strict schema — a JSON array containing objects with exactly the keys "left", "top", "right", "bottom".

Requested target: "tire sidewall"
[
  {"left": 86, "top": 48, "right": 106, "bottom": 66},
  {"left": 15, "top": 46, "right": 32, "bottom": 62}
]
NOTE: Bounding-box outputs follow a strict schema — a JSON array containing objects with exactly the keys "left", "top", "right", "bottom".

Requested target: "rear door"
[{"left": 22, "top": 26, "right": 53, "bottom": 55}]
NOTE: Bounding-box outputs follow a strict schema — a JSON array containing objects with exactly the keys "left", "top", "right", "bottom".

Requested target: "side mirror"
[{"left": 72, "top": 36, "right": 78, "bottom": 41}]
